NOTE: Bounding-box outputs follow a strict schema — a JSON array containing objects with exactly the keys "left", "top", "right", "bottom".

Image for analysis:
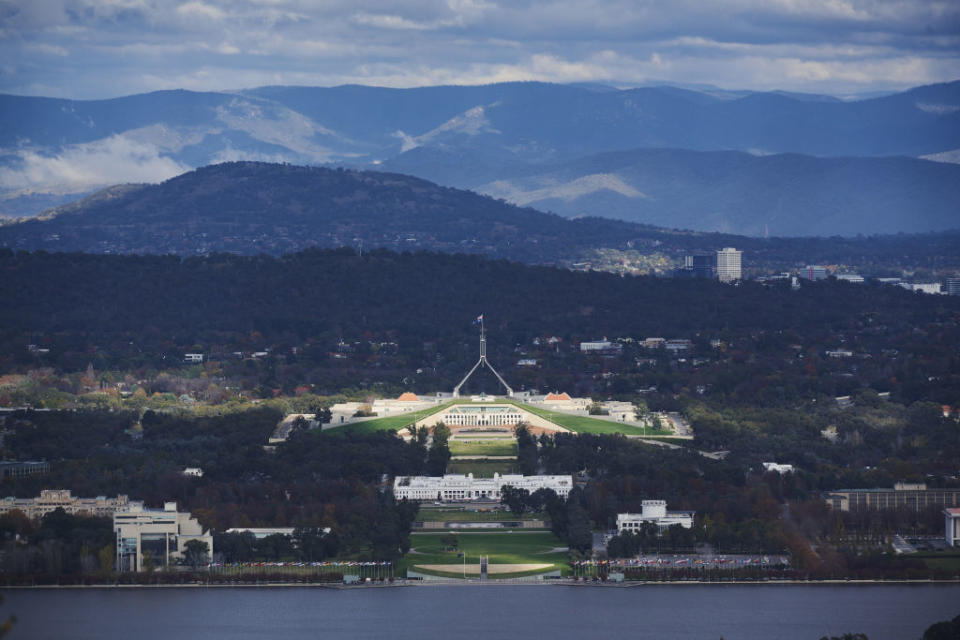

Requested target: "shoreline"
[{"left": 4, "top": 578, "right": 959, "bottom": 590}]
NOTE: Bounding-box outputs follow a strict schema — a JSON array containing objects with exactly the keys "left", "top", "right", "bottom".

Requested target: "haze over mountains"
[
  {"left": 2, "top": 81, "right": 959, "bottom": 236},
  {"left": 2, "top": 162, "right": 957, "bottom": 279}
]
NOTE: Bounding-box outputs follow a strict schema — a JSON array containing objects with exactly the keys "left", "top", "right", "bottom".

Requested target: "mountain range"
[
  {"left": 2, "top": 81, "right": 959, "bottom": 236},
  {"left": 1, "top": 162, "right": 957, "bottom": 274}
]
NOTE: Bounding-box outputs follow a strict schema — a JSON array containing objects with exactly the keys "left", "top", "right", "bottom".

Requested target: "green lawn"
[
  {"left": 446, "top": 461, "right": 518, "bottom": 476},
  {"left": 332, "top": 403, "right": 452, "bottom": 434},
  {"left": 401, "top": 531, "right": 569, "bottom": 578},
  {"left": 922, "top": 557, "right": 960, "bottom": 571},
  {"left": 507, "top": 400, "right": 668, "bottom": 435},
  {"left": 326, "top": 397, "right": 672, "bottom": 437},
  {"left": 449, "top": 439, "right": 518, "bottom": 456}
]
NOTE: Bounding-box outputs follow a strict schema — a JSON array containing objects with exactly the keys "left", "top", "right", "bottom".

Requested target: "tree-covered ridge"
[
  {"left": 1, "top": 247, "right": 958, "bottom": 407},
  {"left": 0, "top": 162, "right": 957, "bottom": 274},
  {"left": 2, "top": 247, "right": 957, "bottom": 339}
]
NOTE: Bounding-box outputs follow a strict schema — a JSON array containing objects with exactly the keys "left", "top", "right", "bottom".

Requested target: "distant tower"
[
  {"left": 716, "top": 247, "right": 742, "bottom": 282},
  {"left": 453, "top": 316, "right": 513, "bottom": 398}
]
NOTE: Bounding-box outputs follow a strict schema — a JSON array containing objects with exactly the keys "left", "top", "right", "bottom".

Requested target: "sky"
[{"left": 0, "top": 0, "right": 958, "bottom": 99}]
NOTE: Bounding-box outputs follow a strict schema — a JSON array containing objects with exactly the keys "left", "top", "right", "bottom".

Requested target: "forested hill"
[
  {"left": 0, "top": 162, "right": 957, "bottom": 273},
  {"left": 0, "top": 162, "right": 646, "bottom": 263},
  {"left": 2, "top": 247, "right": 957, "bottom": 345}
]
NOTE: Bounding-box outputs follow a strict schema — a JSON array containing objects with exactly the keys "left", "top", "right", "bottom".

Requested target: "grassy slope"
[
  {"left": 331, "top": 397, "right": 671, "bottom": 436},
  {"left": 336, "top": 403, "right": 452, "bottom": 434},
  {"left": 402, "top": 531, "right": 568, "bottom": 577},
  {"left": 503, "top": 399, "right": 671, "bottom": 435},
  {"left": 449, "top": 440, "right": 518, "bottom": 456},
  {"left": 446, "top": 461, "right": 518, "bottom": 476}
]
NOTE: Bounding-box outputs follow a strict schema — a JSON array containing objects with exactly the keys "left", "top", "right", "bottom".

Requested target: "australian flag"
[{"left": 473, "top": 314, "right": 484, "bottom": 325}]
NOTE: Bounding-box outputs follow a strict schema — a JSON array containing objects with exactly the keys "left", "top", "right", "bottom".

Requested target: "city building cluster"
[{"left": 393, "top": 473, "right": 573, "bottom": 502}]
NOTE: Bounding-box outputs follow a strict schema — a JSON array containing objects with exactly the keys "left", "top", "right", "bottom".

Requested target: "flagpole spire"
[{"left": 452, "top": 314, "right": 512, "bottom": 398}]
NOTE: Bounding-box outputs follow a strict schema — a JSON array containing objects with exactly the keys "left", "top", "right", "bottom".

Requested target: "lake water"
[{"left": 4, "top": 583, "right": 959, "bottom": 639}]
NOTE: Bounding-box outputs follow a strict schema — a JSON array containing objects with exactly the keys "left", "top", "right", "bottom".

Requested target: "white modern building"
[
  {"left": 0, "top": 489, "right": 132, "bottom": 519},
  {"left": 393, "top": 473, "right": 573, "bottom": 502},
  {"left": 114, "top": 501, "right": 213, "bottom": 572},
  {"left": 946, "top": 508, "right": 960, "bottom": 547},
  {"left": 434, "top": 404, "right": 525, "bottom": 427},
  {"left": 836, "top": 273, "right": 864, "bottom": 284},
  {"left": 616, "top": 500, "right": 695, "bottom": 533},
  {"left": 901, "top": 282, "right": 943, "bottom": 295},
  {"left": 762, "top": 462, "right": 795, "bottom": 474},
  {"left": 716, "top": 248, "right": 742, "bottom": 282}
]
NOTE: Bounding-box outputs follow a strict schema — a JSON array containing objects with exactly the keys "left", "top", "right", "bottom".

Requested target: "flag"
[{"left": 473, "top": 314, "right": 483, "bottom": 325}]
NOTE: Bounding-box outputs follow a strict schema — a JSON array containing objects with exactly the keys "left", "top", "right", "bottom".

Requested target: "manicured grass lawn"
[
  {"left": 401, "top": 531, "right": 569, "bottom": 577},
  {"left": 326, "top": 396, "right": 672, "bottom": 437},
  {"left": 446, "top": 461, "right": 518, "bottom": 476},
  {"left": 449, "top": 439, "right": 518, "bottom": 456},
  {"left": 508, "top": 400, "right": 665, "bottom": 435},
  {"left": 333, "top": 403, "right": 452, "bottom": 434}
]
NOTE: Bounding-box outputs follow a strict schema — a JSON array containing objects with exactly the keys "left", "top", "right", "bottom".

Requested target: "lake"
[{"left": 4, "top": 583, "right": 959, "bottom": 639}]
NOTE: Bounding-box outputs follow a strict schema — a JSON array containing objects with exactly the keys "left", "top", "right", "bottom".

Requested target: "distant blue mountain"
[{"left": 1, "top": 81, "right": 958, "bottom": 235}]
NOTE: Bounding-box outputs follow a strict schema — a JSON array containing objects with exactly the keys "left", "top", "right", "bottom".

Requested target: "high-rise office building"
[
  {"left": 947, "top": 277, "right": 960, "bottom": 296},
  {"left": 716, "top": 248, "right": 742, "bottom": 282},
  {"left": 802, "top": 265, "right": 828, "bottom": 281}
]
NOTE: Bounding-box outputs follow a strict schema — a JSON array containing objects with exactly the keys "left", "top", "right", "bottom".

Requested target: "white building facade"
[
  {"left": 114, "top": 502, "right": 213, "bottom": 572},
  {"left": 947, "top": 508, "right": 960, "bottom": 547},
  {"left": 393, "top": 473, "right": 573, "bottom": 502},
  {"left": 716, "top": 248, "right": 742, "bottom": 282},
  {"left": 762, "top": 462, "right": 795, "bottom": 474},
  {"left": 616, "top": 500, "right": 695, "bottom": 533},
  {"left": 0, "top": 489, "right": 131, "bottom": 519}
]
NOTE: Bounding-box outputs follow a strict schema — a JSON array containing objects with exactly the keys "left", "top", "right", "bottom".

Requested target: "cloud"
[
  {"left": 175, "top": 1, "right": 227, "bottom": 21},
  {"left": 0, "top": 136, "right": 191, "bottom": 192},
  {"left": 0, "top": 0, "right": 957, "bottom": 98}
]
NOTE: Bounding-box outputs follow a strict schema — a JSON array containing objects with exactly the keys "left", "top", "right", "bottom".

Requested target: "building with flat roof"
[
  {"left": 393, "top": 473, "right": 573, "bottom": 502},
  {"left": 836, "top": 273, "right": 864, "bottom": 284},
  {"left": 0, "top": 489, "right": 131, "bottom": 519},
  {"left": 762, "top": 463, "right": 795, "bottom": 474},
  {"left": 946, "top": 508, "right": 960, "bottom": 547},
  {"left": 616, "top": 500, "right": 695, "bottom": 533},
  {"left": 716, "top": 248, "right": 742, "bottom": 282},
  {"left": 824, "top": 483, "right": 960, "bottom": 512},
  {"left": 801, "top": 265, "right": 828, "bottom": 281},
  {"left": 114, "top": 501, "right": 213, "bottom": 572}
]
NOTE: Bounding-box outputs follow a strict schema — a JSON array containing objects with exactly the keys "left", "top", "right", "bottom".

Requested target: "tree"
[
  {"left": 633, "top": 400, "right": 650, "bottom": 422},
  {"left": 98, "top": 545, "right": 114, "bottom": 575},
  {"left": 183, "top": 539, "right": 210, "bottom": 569},
  {"left": 501, "top": 486, "right": 530, "bottom": 515},
  {"left": 426, "top": 423, "right": 451, "bottom": 475},
  {"left": 923, "top": 614, "right": 960, "bottom": 640}
]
